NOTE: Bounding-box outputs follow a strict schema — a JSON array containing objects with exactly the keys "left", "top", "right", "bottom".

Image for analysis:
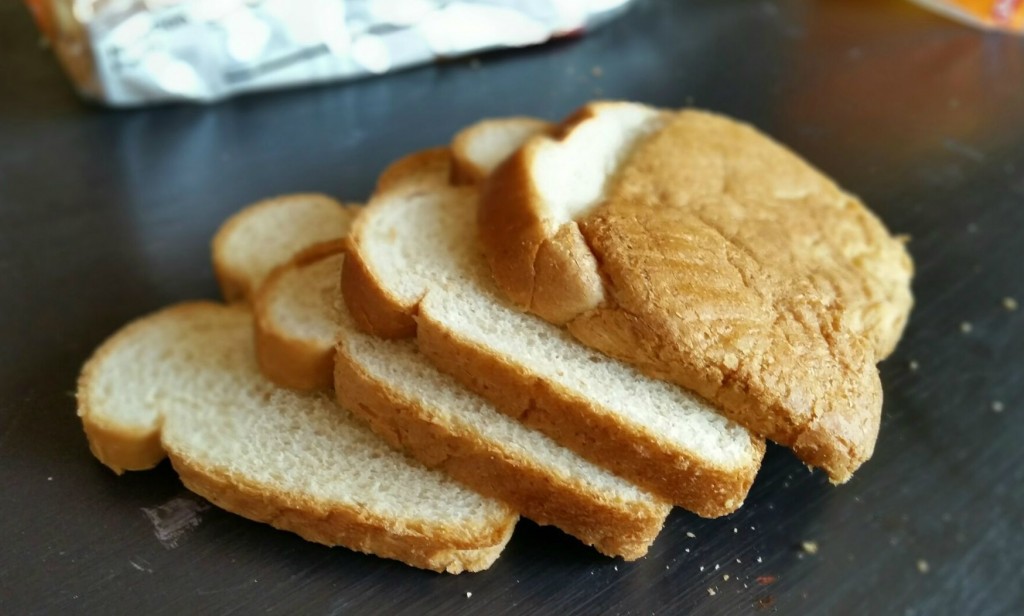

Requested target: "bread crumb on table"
[
  {"left": 908, "top": 360, "right": 920, "bottom": 371},
  {"left": 686, "top": 531, "right": 696, "bottom": 538},
  {"left": 723, "top": 574, "right": 730, "bottom": 581},
  {"left": 917, "top": 559, "right": 930, "bottom": 574},
  {"left": 960, "top": 321, "right": 973, "bottom": 334},
  {"left": 466, "top": 592, "right": 472, "bottom": 598},
  {"left": 991, "top": 400, "right": 1005, "bottom": 413},
  {"left": 801, "top": 541, "right": 819, "bottom": 555},
  {"left": 707, "top": 588, "right": 716, "bottom": 596},
  {"left": 1004, "top": 297, "right": 1019, "bottom": 311}
]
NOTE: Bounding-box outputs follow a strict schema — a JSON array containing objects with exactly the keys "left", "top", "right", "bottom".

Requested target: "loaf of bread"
[{"left": 477, "top": 102, "right": 914, "bottom": 482}]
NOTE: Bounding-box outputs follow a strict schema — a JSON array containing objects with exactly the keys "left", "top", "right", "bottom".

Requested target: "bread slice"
[
  {"left": 478, "top": 102, "right": 914, "bottom": 482},
  {"left": 254, "top": 245, "right": 670, "bottom": 559},
  {"left": 212, "top": 194, "right": 356, "bottom": 302},
  {"left": 76, "top": 302, "right": 517, "bottom": 573},
  {"left": 342, "top": 148, "right": 765, "bottom": 517},
  {"left": 450, "top": 117, "right": 553, "bottom": 185}
]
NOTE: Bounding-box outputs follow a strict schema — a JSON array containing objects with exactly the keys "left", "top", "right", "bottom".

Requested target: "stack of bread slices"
[{"left": 77, "top": 102, "right": 913, "bottom": 573}]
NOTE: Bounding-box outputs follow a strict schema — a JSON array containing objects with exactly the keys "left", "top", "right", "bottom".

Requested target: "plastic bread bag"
[{"left": 26, "top": 0, "right": 635, "bottom": 107}]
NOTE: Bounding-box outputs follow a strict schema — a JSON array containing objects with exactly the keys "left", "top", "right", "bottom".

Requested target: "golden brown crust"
[
  {"left": 170, "top": 452, "right": 515, "bottom": 574},
  {"left": 479, "top": 103, "right": 914, "bottom": 482},
  {"left": 79, "top": 416, "right": 165, "bottom": 475},
  {"left": 334, "top": 339, "right": 670, "bottom": 559},
  {"left": 415, "top": 310, "right": 764, "bottom": 517},
  {"left": 340, "top": 238, "right": 418, "bottom": 339}
]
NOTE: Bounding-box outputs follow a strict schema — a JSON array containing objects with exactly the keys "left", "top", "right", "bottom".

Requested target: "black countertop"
[{"left": 2, "top": 1, "right": 1023, "bottom": 613}]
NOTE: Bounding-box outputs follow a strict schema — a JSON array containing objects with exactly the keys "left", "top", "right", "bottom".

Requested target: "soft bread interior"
[{"left": 530, "top": 103, "right": 663, "bottom": 225}]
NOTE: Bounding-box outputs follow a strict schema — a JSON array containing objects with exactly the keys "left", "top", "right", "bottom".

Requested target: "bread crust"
[
  {"left": 335, "top": 338, "right": 671, "bottom": 559},
  {"left": 171, "top": 452, "right": 515, "bottom": 574},
  {"left": 478, "top": 103, "right": 914, "bottom": 482}
]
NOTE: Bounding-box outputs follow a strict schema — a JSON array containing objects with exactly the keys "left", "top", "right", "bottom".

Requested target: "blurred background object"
[
  {"left": 25, "top": 0, "right": 635, "bottom": 107},
  {"left": 908, "top": 0, "right": 1024, "bottom": 31}
]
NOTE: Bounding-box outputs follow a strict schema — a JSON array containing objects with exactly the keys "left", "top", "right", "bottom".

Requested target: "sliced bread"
[
  {"left": 212, "top": 194, "right": 356, "bottom": 302},
  {"left": 450, "top": 117, "right": 553, "bottom": 185},
  {"left": 77, "top": 302, "right": 517, "bottom": 573},
  {"left": 254, "top": 245, "right": 670, "bottom": 559},
  {"left": 477, "top": 102, "right": 914, "bottom": 482},
  {"left": 342, "top": 149, "right": 765, "bottom": 517}
]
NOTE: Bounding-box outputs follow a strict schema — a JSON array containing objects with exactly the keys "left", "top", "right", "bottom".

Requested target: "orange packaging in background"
[{"left": 909, "top": 0, "right": 1024, "bottom": 31}]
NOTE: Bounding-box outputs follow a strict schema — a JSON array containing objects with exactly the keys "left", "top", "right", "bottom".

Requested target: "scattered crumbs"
[
  {"left": 733, "top": 527, "right": 738, "bottom": 534},
  {"left": 614, "top": 566, "right": 618, "bottom": 571},
  {"left": 757, "top": 556, "right": 763, "bottom": 563},
  {"left": 744, "top": 583, "right": 749, "bottom": 589},
  {"left": 1004, "top": 297, "right": 1019, "bottom": 311},
  {"left": 723, "top": 574, "right": 730, "bottom": 581},
  {"left": 700, "top": 565, "right": 705, "bottom": 572},
  {"left": 756, "top": 595, "right": 776, "bottom": 610},
  {"left": 756, "top": 575, "right": 777, "bottom": 586},
  {"left": 707, "top": 588, "right": 717, "bottom": 596},
  {"left": 959, "top": 321, "right": 973, "bottom": 334},
  {"left": 685, "top": 548, "right": 690, "bottom": 553},
  {"left": 666, "top": 565, "right": 670, "bottom": 570},
  {"left": 801, "top": 541, "right": 819, "bottom": 555},
  {"left": 47, "top": 476, "right": 53, "bottom": 481},
  {"left": 686, "top": 532, "right": 696, "bottom": 538},
  {"left": 736, "top": 558, "right": 742, "bottom": 564},
  {"left": 591, "top": 65, "right": 603, "bottom": 77},
  {"left": 466, "top": 591, "right": 473, "bottom": 598},
  {"left": 992, "top": 400, "right": 1005, "bottom": 413},
  {"left": 750, "top": 525, "right": 756, "bottom": 531},
  {"left": 908, "top": 360, "right": 920, "bottom": 372},
  {"left": 917, "top": 559, "right": 930, "bottom": 574},
  {"left": 469, "top": 58, "right": 482, "bottom": 69},
  {"left": 715, "top": 564, "right": 720, "bottom": 571}
]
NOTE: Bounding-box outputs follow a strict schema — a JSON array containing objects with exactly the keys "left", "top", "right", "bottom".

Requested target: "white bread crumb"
[
  {"left": 917, "top": 559, "right": 930, "bottom": 574},
  {"left": 1003, "top": 297, "right": 1018, "bottom": 311},
  {"left": 992, "top": 401, "right": 1005, "bottom": 413},
  {"left": 801, "top": 541, "right": 819, "bottom": 554},
  {"left": 960, "top": 321, "right": 973, "bottom": 334}
]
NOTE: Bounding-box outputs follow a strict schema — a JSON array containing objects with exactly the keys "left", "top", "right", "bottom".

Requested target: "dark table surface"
[{"left": 3, "top": 0, "right": 1023, "bottom": 614}]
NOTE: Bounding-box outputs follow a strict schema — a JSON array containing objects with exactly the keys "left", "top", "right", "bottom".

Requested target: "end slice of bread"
[
  {"left": 343, "top": 148, "right": 765, "bottom": 517},
  {"left": 77, "top": 302, "right": 517, "bottom": 573},
  {"left": 212, "top": 194, "right": 356, "bottom": 303},
  {"left": 254, "top": 245, "right": 670, "bottom": 559},
  {"left": 477, "top": 102, "right": 914, "bottom": 482}
]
